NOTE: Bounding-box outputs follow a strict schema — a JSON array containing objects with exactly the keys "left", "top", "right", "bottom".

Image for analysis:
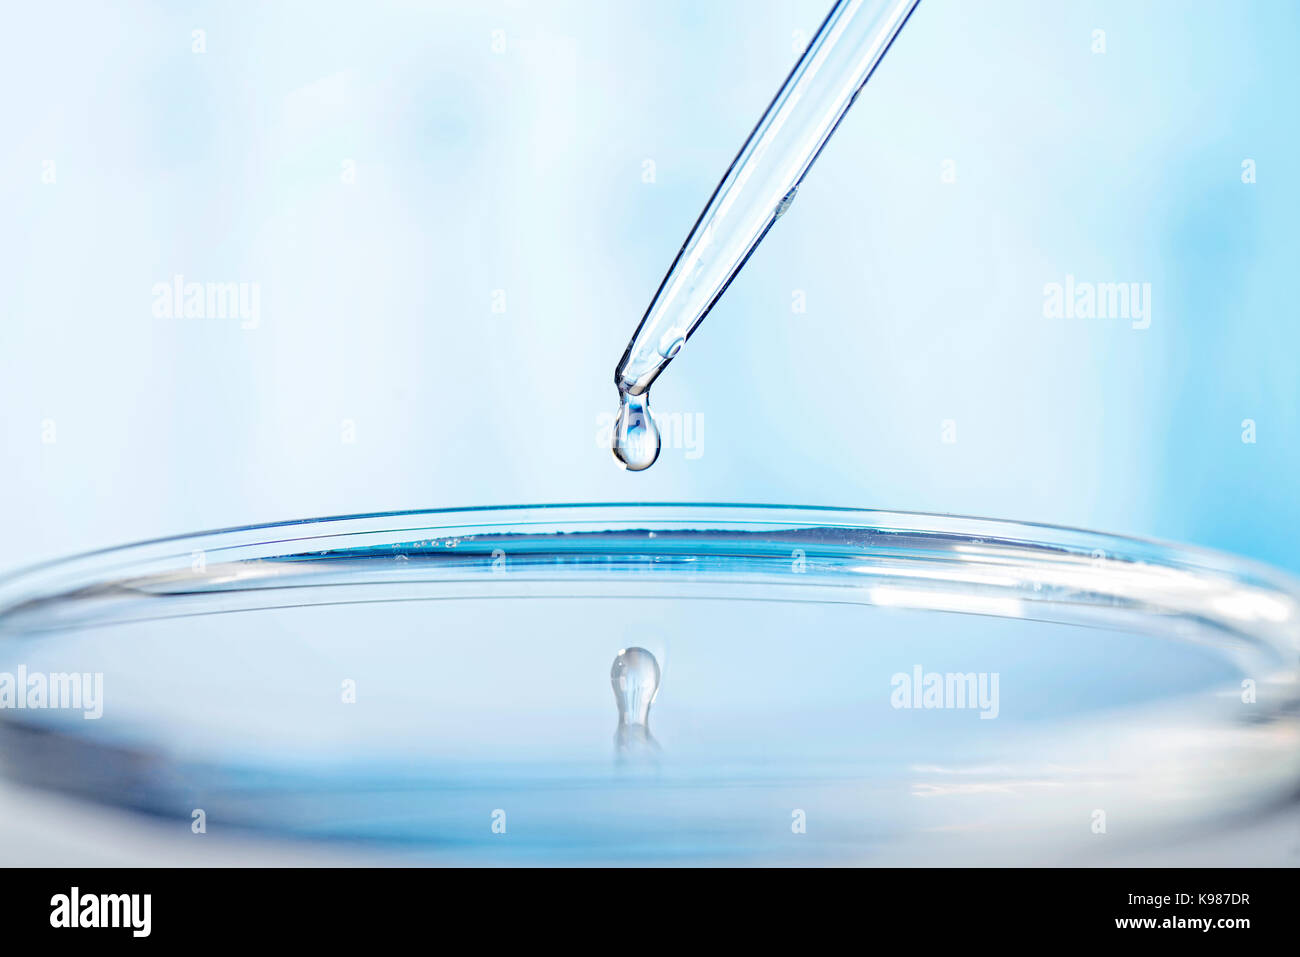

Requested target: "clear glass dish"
[{"left": 0, "top": 503, "right": 1296, "bottom": 865}]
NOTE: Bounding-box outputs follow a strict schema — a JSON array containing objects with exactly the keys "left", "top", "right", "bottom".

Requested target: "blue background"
[{"left": 2, "top": 0, "right": 1297, "bottom": 574}]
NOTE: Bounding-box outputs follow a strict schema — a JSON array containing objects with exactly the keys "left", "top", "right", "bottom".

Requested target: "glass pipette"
[{"left": 611, "top": 0, "right": 922, "bottom": 470}]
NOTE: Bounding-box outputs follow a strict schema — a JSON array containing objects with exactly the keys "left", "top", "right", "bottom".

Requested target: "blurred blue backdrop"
[{"left": 2, "top": 0, "right": 1297, "bottom": 573}]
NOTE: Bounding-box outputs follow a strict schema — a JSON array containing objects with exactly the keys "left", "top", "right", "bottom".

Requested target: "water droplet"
[
  {"left": 611, "top": 389, "right": 660, "bottom": 471},
  {"left": 657, "top": 328, "right": 686, "bottom": 359},
  {"left": 611, "top": 646, "right": 660, "bottom": 729}
]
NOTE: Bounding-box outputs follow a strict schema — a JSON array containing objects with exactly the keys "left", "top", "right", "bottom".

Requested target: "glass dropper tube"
[{"left": 613, "top": 0, "right": 921, "bottom": 406}]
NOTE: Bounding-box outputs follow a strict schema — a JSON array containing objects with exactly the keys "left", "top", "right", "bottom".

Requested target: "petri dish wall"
[{"left": 0, "top": 503, "right": 1296, "bottom": 865}]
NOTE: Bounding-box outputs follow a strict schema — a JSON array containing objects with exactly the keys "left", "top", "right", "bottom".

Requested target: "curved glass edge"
[
  {"left": 0, "top": 504, "right": 1295, "bottom": 678},
  {"left": 0, "top": 504, "right": 1296, "bottom": 858}
]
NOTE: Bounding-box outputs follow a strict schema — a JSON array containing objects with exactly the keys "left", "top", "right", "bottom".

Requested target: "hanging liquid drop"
[
  {"left": 611, "top": 389, "right": 660, "bottom": 471},
  {"left": 611, "top": 646, "right": 661, "bottom": 754}
]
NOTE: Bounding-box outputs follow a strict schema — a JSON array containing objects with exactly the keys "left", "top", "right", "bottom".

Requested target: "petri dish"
[{"left": 0, "top": 503, "right": 1296, "bottom": 865}]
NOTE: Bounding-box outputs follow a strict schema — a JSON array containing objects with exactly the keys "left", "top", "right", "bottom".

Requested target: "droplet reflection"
[{"left": 611, "top": 646, "right": 661, "bottom": 756}]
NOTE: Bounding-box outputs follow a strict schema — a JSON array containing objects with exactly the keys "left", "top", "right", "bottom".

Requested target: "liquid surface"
[{"left": 1, "top": 595, "right": 1290, "bottom": 864}]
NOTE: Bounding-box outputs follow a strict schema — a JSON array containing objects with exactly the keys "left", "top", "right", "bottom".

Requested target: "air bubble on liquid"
[
  {"left": 775, "top": 185, "right": 798, "bottom": 218},
  {"left": 657, "top": 328, "right": 686, "bottom": 359}
]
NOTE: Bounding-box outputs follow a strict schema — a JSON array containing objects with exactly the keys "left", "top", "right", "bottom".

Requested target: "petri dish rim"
[
  {"left": 0, "top": 503, "right": 1297, "bottom": 661},
  {"left": 0, "top": 503, "right": 1297, "bottom": 861}
]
